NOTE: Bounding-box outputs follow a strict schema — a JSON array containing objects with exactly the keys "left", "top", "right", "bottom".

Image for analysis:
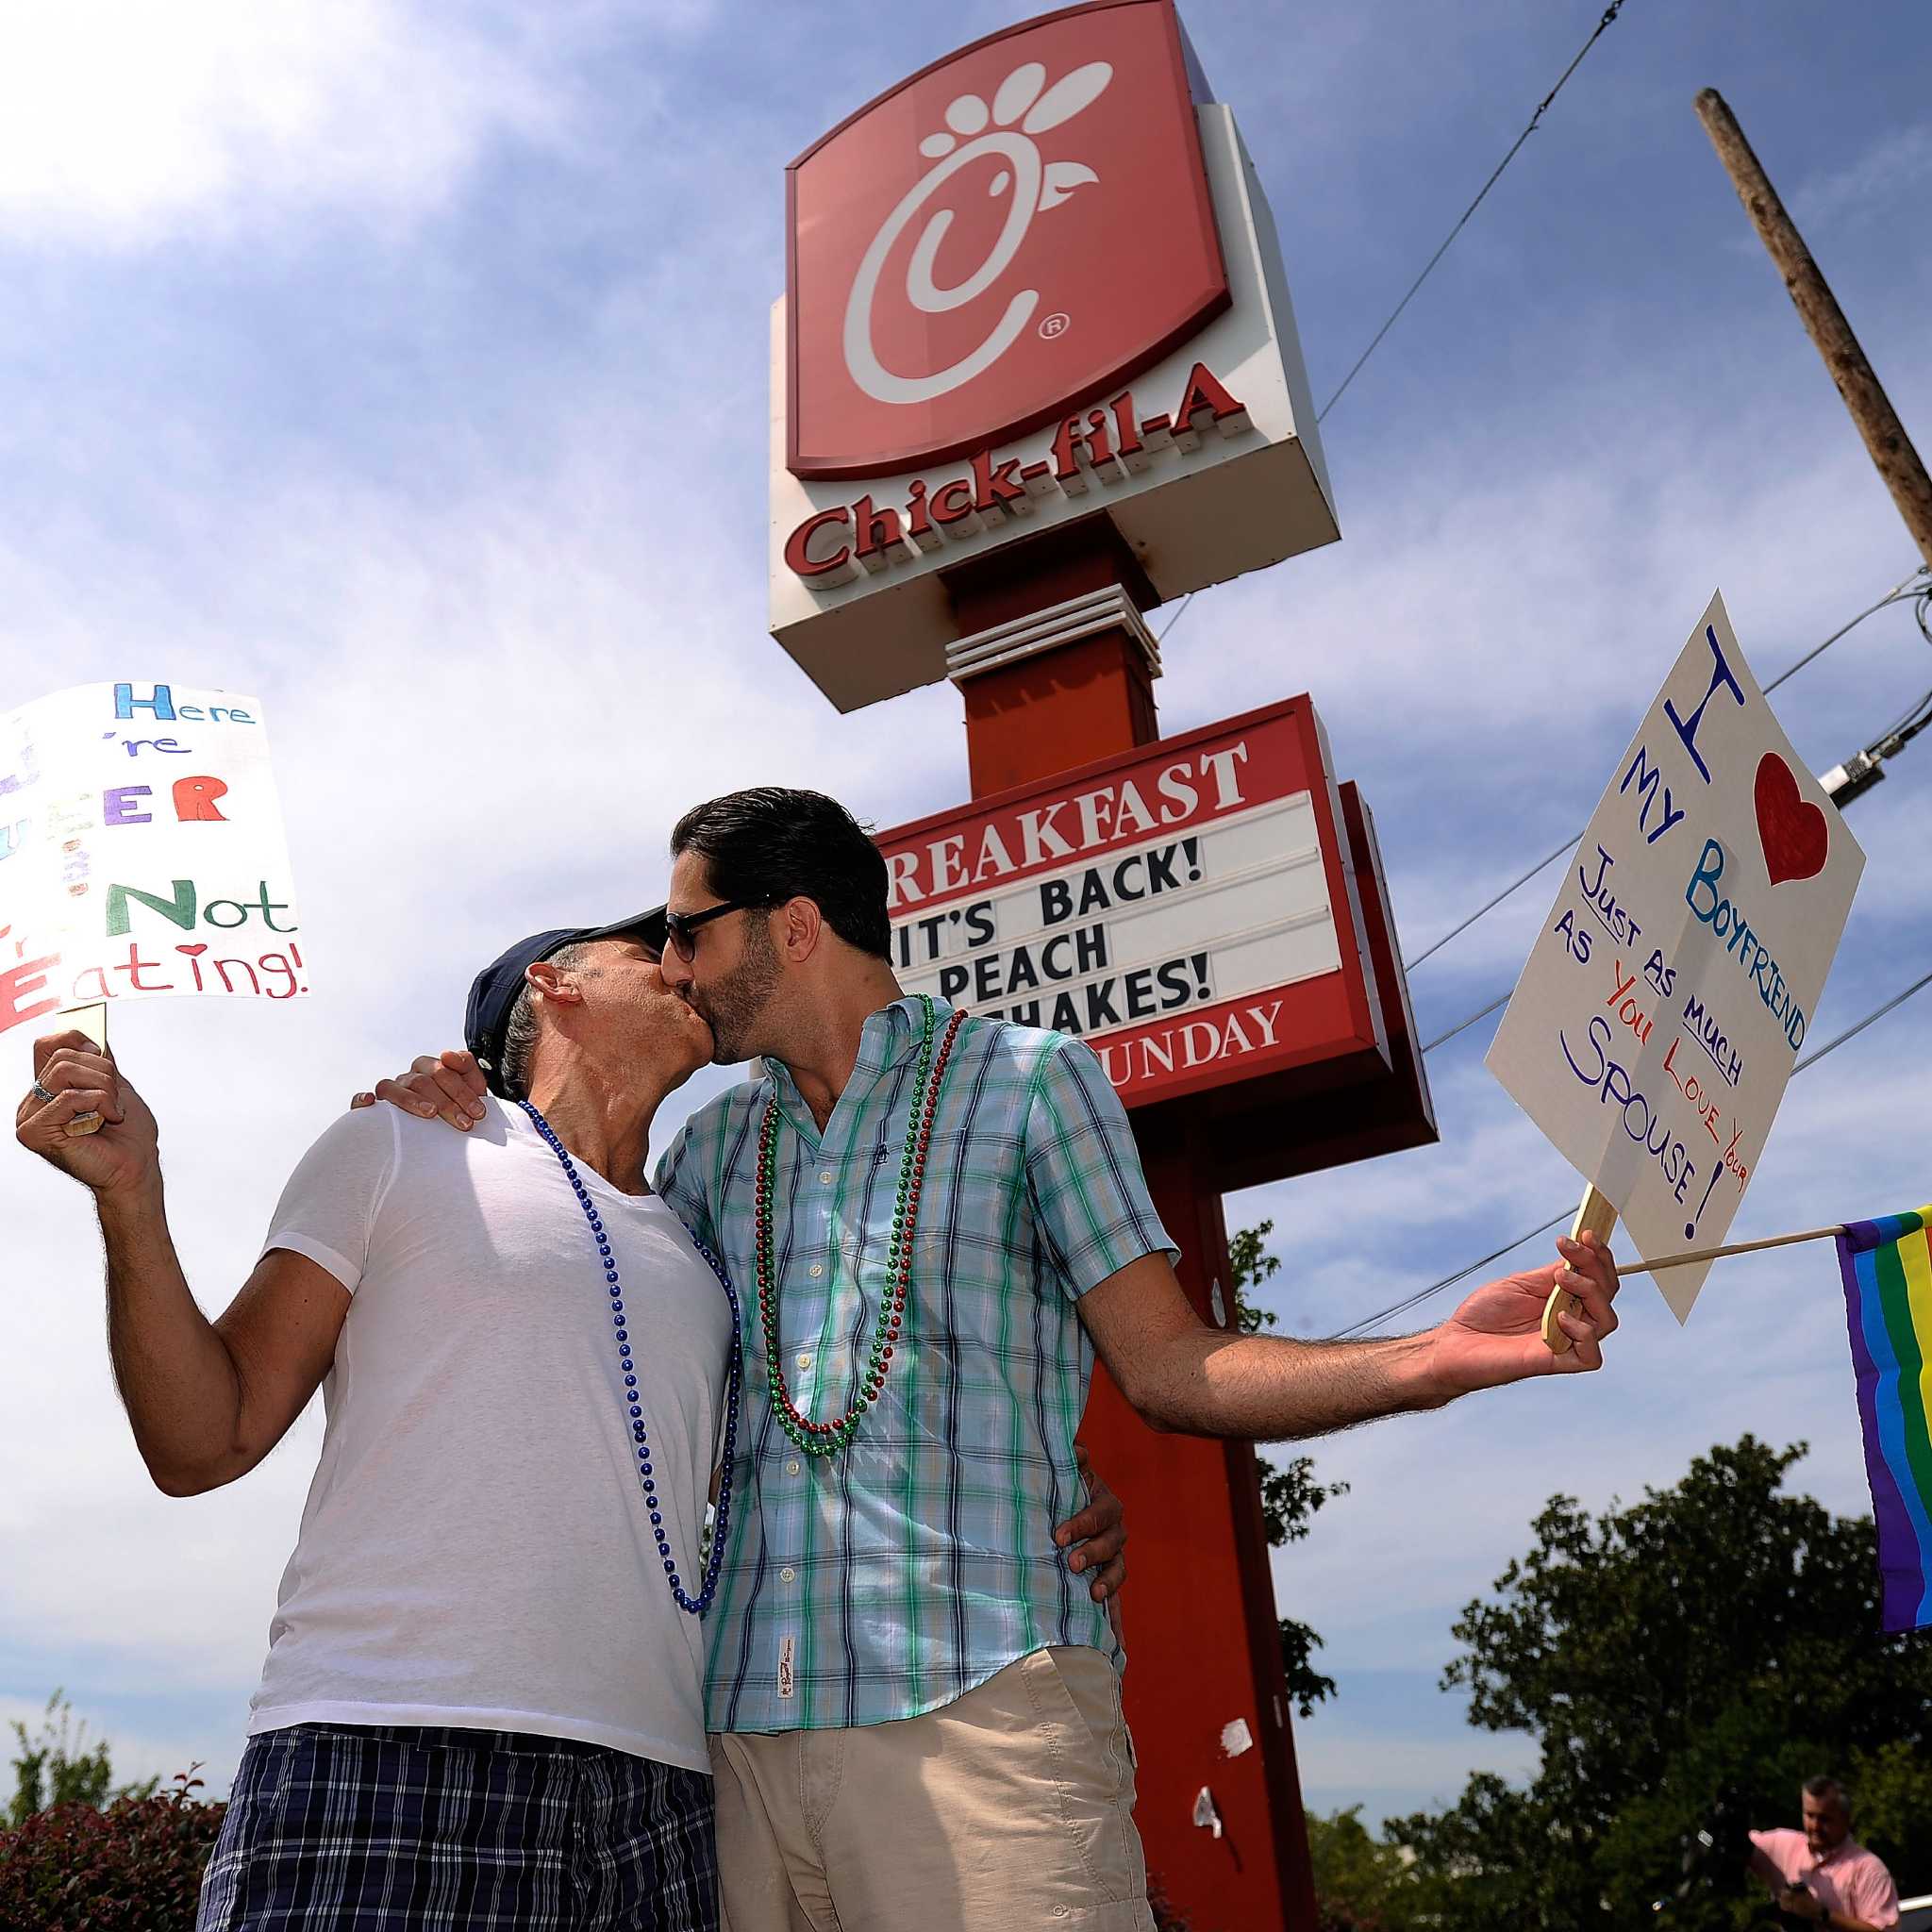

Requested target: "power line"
[
  {"left": 1400, "top": 569, "right": 1932, "bottom": 974},
  {"left": 1331, "top": 1211, "right": 1575, "bottom": 1342},
  {"left": 1168, "top": 579, "right": 1924, "bottom": 1029},
  {"left": 1412, "top": 672, "right": 1932, "bottom": 1059},
  {"left": 1759, "top": 570, "right": 1931, "bottom": 700},
  {"left": 1155, "top": 3, "right": 1632, "bottom": 658},
  {"left": 1314, "top": 2, "right": 1628, "bottom": 425},
  {"left": 1419, "top": 991, "right": 1510, "bottom": 1056},
  {"left": 1405, "top": 836, "right": 1575, "bottom": 974},
  {"left": 1324, "top": 960, "right": 1932, "bottom": 1340},
  {"left": 1793, "top": 962, "right": 1932, "bottom": 1074}
]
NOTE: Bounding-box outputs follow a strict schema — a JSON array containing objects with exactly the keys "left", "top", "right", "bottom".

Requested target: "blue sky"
[{"left": 3, "top": 0, "right": 1929, "bottom": 1831}]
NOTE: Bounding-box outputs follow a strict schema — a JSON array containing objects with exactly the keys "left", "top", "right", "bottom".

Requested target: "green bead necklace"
[{"left": 754, "top": 994, "right": 967, "bottom": 1458}]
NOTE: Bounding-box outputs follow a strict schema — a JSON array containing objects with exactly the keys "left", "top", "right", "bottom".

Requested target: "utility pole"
[{"left": 1695, "top": 88, "right": 1932, "bottom": 572}]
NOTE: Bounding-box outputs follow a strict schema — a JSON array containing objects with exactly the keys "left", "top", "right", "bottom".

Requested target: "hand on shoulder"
[{"left": 351, "top": 1050, "right": 489, "bottom": 1131}]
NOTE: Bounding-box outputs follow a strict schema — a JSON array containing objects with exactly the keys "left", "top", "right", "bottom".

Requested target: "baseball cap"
[{"left": 464, "top": 908, "right": 667, "bottom": 1098}]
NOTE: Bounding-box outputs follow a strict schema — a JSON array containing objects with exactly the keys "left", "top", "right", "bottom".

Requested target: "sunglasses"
[{"left": 661, "top": 900, "right": 759, "bottom": 962}]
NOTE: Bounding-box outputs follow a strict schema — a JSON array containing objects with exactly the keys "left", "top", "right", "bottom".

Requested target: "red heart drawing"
[{"left": 1754, "top": 752, "right": 1829, "bottom": 886}]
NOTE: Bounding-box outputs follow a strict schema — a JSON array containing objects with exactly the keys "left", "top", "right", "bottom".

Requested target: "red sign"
[
  {"left": 787, "top": 0, "right": 1228, "bottom": 480},
  {"left": 877, "top": 699, "right": 1390, "bottom": 1110},
  {"left": 782, "top": 361, "right": 1250, "bottom": 586}
]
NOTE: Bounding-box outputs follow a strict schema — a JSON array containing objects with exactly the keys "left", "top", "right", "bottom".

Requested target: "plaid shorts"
[{"left": 196, "top": 1724, "right": 717, "bottom": 1932}]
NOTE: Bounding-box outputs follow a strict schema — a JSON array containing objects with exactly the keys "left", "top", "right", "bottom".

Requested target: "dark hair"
[
  {"left": 1803, "top": 1775, "right": 1851, "bottom": 1814},
  {"left": 671, "top": 788, "right": 891, "bottom": 959}
]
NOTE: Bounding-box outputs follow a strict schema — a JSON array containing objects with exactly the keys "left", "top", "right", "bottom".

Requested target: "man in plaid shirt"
[
  {"left": 386, "top": 785, "right": 1621, "bottom": 1930},
  {"left": 646, "top": 788, "right": 1621, "bottom": 1932}
]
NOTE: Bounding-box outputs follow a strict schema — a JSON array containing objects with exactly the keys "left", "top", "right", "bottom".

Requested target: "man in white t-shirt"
[{"left": 17, "top": 917, "right": 735, "bottom": 1928}]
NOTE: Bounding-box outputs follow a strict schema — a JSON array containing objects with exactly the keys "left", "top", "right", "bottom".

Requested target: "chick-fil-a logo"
[
  {"left": 787, "top": 0, "right": 1229, "bottom": 479},
  {"left": 843, "top": 59, "right": 1111, "bottom": 407}
]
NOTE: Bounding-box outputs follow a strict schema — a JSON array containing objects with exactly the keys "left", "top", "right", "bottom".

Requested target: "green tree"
[
  {"left": 1304, "top": 1805, "right": 1418, "bottom": 1931},
  {"left": 8, "top": 1691, "right": 155, "bottom": 1828},
  {"left": 1386, "top": 1437, "right": 1932, "bottom": 1929},
  {"left": 1229, "top": 1220, "right": 1348, "bottom": 1716}
]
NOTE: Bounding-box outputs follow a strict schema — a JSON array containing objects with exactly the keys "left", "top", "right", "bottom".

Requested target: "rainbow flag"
[{"left": 1839, "top": 1208, "right": 1932, "bottom": 1631}]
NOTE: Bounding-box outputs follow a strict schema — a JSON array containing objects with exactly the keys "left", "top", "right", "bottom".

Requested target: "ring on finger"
[{"left": 30, "top": 1078, "right": 57, "bottom": 1103}]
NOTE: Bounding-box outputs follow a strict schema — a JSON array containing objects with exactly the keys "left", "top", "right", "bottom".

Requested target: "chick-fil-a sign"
[{"left": 787, "top": 0, "right": 1228, "bottom": 478}]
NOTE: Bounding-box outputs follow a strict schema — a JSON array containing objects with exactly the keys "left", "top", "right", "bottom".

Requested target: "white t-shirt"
[{"left": 248, "top": 1099, "right": 734, "bottom": 1774}]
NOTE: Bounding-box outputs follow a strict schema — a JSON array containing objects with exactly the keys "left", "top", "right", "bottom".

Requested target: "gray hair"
[
  {"left": 1803, "top": 1775, "right": 1852, "bottom": 1816},
  {"left": 495, "top": 941, "right": 598, "bottom": 1101}
]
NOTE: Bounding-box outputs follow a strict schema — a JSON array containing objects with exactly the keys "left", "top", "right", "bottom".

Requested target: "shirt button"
[
  {"left": 808, "top": 1263, "right": 824, "bottom": 1278},
  {"left": 820, "top": 1170, "right": 835, "bottom": 1184},
  {"left": 785, "top": 1459, "right": 800, "bottom": 1475},
  {"left": 796, "top": 1353, "right": 813, "bottom": 1371},
  {"left": 779, "top": 1566, "right": 796, "bottom": 1583}
]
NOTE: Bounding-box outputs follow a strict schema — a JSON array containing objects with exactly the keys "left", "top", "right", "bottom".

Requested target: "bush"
[{"left": 0, "top": 1770, "right": 225, "bottom": 1932}]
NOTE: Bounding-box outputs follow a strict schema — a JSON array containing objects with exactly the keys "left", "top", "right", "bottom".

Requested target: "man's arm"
[
  {"left": 1741, "top": 1831, "right": 1888, "bottom": 1930},
  {"left": 1022, "top": 1032, "right": 1618, "bottom": 1441},
  {"left": 1776, "top": 1889, "right": 1886, "bottom": 1932},
  {"left": 1075, "top": 1237, "right": 1618, "bottom": 1440},
  {"left": 1747, "top": 1836, "right": 1789, "bottom": 1893},
  {"left": 19, "top": 1032, "right": 350, "bottom": 1496}
]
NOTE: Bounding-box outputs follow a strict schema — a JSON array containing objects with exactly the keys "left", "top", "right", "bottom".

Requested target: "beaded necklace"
[
  {"left": 756, "top": 994, "right": 967, "bottom": 1458},
  {"left": 519, "top": 1100, "right": 742, "bottom": 1617}
]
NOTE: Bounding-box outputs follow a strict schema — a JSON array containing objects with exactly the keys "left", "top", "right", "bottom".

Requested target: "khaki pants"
[{"left": 708, "top": 1645, "right": 1155, "bottom": 1932}]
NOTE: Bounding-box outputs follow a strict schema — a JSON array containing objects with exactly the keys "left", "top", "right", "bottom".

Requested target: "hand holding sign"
[
  {"left": 1428, "top": 1230, "right": 1623, "bottom": 1386},
  {"left": 1487, "top": 593, "right": 1864, "bottom": 1331},
  {"left": 45, "top": 1000, "right": 108, "bottom": 1136},
  {"left": 15, "top": 1029, "right": 159, "bottom": 1199}
]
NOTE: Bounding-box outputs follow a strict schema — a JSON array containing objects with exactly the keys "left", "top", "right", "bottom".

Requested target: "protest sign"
[
  {"left": 1, "top": 681, "right": 306, "bottom": 1040},
  {"left": 1486, "top": 592, "right": 1864, "bottom": 1322}
]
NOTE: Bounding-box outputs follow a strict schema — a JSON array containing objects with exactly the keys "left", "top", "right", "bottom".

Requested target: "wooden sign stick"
[
  {"left": 59, "top": 1001, "right": 108, "bottom": 1138},
  {"left": 1542, "top": 1183, "right": 1616, "bottom": 1355},
  {"left": 1622, "top": 1224, "right": 1845, "bottom": 1278},
  {"left": 1545, "top": 1201, "right": 1852, "bottom": 1349}
]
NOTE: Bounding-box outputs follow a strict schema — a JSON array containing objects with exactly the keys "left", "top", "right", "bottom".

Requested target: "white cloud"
[
  {"left": 0, "top": 0, "right": 616, "bottom": 248},
  {"left": 1790, "top": 123, "right": 1932, "bottom": 237}
]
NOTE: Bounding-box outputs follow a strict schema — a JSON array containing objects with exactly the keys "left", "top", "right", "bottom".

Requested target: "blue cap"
[{"left": 464, "top": 908, "right": 666, "bottom": 1098}]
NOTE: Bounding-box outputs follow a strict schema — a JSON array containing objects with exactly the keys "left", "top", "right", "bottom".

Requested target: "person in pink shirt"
[{"left": 1749, "top": 1776, "right": 1900, "bottom": 1931}]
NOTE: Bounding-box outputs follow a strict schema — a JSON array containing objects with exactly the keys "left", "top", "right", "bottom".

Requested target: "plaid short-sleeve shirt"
[{"left": 655, "top": 996, "right": 1175, "bottom": 1735}]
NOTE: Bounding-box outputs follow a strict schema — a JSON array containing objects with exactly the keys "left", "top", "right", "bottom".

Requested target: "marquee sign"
[
  {"left": 771, "top": 0, "right": 1339, "bottom": 713},
  {"left": 878, "top": 697, "right": 1419, "bottom": 1119}
]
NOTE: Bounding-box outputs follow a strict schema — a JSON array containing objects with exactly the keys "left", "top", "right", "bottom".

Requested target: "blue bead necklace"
[{"left": 518, "top": 1099, "right": 741, "bottom": 1617}]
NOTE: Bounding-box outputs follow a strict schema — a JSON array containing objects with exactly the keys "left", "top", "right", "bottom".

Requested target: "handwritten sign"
[
  {"left": 1486, "top": 593, "right": 1864, "bottom": 1321},
  {"left": 878, "top": 698, "right": 1395, "bottom": 1109},
  {"left": 0, "top": 681, "right": 307, "bottom": 1038}
]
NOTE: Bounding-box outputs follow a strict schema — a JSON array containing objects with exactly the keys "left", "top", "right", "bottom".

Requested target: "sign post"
[{"left": 770, "top": 7, "right": 1435, "bottom": 1921}]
